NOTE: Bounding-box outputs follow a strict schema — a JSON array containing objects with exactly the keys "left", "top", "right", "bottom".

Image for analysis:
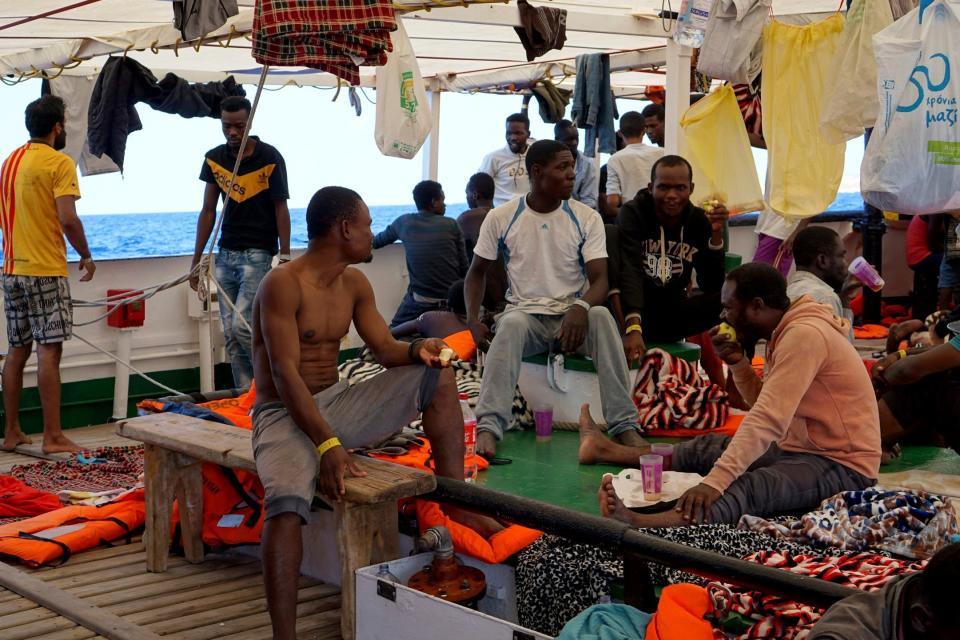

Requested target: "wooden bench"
[{"left": 117, "top": 413, "right": 436, "bottom": 640}]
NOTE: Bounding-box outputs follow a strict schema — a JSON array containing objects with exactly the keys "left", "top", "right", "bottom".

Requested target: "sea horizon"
[{"left": 60, "top": 192, "right": 866, "bottom": 261}]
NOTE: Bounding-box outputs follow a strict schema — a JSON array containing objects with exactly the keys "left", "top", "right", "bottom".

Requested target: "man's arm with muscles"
[
  {"left": 558, "top": 258, "right": 609, "bottom": 353},
  {"left": 372, "top": 220, "right": 399, "bottom": 250},
  {"left": 258, "top": 270, "right": 365, "bottom": 501},
  {"left": 56, "top": 196, "right": 95, "bottom": 281},
  {"left": 880, "top": 342, "right": 960, "bottom": 387},
  {"left": 352, "top": 271, "right": 450, "bottom": 368},
  {"left": 465, "top": 257, "right": 493, "bottom": 351},
  {"left": 616, "top": 204, "right": 647, "bottom": 363},
  {"left": 274, "top": 199, "right": 291, "bottom": 261},
  {"left": 189, "top": 182, "right": 220, "bottom": 290}
]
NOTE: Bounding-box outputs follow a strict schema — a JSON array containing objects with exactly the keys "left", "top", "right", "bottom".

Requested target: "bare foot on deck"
[
  {"left": 597, "top": 474, "right": 639, "bottom": 526},
  {"left": 614, "top": 429, "right": 647, "bottom": 447},
  {"left": 476, "top": 431, "right": 497, "bottom": 458},
  {"left": 445, "top": 505, "right": 506, "bottom": 538},
  {"left": 1, "top": 430, "right": 33, "bottom": 452},
  {"left": 578, "top": 404, "right": 649, "bottom": 465},
  {"left": 881, "top": 443, "right": 902, "bottom": 466},
  {"left": 42, "top": 433, "right": 83, "bottom": 454}
]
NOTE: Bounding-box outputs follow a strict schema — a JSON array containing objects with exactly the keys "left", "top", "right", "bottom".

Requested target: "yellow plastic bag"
[
  {"left": 678, "top": 84, "right": 764, "bottom": 215},
  {"left": 819, "top": 0, "right": 894, "bottom": 144},
  {"left": 762, "top": 15, "right": 846, "bottom": 219}
]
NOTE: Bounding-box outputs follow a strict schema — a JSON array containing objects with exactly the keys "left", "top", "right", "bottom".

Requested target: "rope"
[{"left": 71, "top": 333, "right": 186, "bottom": 397}]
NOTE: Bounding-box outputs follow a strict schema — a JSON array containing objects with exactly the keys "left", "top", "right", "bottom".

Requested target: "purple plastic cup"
[
  {"left": 533, "top": 405, "right": 553, "bottom": 441},
  {"left": 639, "top": 454, "right": 663, "bottom": 501},
  {"left": 651, "top": 443, "right": 674, "bottom": 471},
  {"left": 848, "top": 256, "right": 885, "bottom": 292}
]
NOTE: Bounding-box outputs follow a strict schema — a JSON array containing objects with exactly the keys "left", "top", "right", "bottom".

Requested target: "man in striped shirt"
[{"left": 0, "top": 95, "right": 95, "bottom": 454}]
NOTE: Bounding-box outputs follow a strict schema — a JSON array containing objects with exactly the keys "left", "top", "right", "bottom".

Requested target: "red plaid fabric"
[{"left": 252, "top": 0, "right": 397, "bottom": 85}]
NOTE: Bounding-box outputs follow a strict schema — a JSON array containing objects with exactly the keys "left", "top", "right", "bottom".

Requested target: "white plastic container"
[{"left": 674, "top": 0, "right": 711, "bottom": 48}]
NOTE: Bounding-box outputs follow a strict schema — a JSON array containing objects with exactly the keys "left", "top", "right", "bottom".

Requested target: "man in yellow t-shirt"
[{"left": 0, "top": 95, "right": 96, "bottom": 454}]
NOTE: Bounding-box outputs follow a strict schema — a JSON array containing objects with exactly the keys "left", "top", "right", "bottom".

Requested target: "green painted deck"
[{"left": 476, "top": 431, "right": 960, "bottom": 516}]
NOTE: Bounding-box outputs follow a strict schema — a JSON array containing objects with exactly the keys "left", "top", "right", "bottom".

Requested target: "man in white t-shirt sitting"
[
  {"left": 604, "top": 111, "right": 664, "bottom": 215},
  {"left": 465, "top": 140, "right": 644, "bottom": 457},
  {"left": 479, "top": 113, "right": 534, "bottom": 207}
]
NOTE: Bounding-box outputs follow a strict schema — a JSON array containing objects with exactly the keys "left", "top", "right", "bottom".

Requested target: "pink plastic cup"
[
  {"left": 533, "top": 405, "right": 553, "bottom": 442},
  {"left": 639, "top": 454, "right": 663, "bottom": 501},
  {"left": 651, "top": 443, "right": 674, "bottom": 471},
  {"left": 848, "top": 256, "right": 884, "bottom": 292}
]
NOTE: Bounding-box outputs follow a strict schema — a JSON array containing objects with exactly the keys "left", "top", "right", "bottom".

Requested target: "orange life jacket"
[
  {"left": 414, "top": 499, "right": 542, "bottom": 564},
  {"left": 0, "top": 490, "right": 145, "bottom": 567},
  {"left": 367, "top": 437, "right": 489, "bottom": 472},
  {"left": 646, "top": 583, "right": 717, "bottom": 640},
  {"left": 443, "top": 330, "right": 477, "bottom": 361}
]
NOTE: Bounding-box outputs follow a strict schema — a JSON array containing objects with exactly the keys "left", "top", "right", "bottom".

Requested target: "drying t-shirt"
[
  {"left": 200, "top": 137, "right": 288, "bottom": 254},
  {"left": 473, "top": 196, "right": 606, "bottom": 315},
  {"left": 0, "top": 143, "right": 80, "bottom": 277}
]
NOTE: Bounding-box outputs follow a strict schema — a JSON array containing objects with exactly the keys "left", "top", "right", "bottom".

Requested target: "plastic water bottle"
[
  {"left": 460, "top": 393, "right": 478, "bottom": 483},
  {"left": 376, "top": 564, "right": 400, "bottom": 583},
  {"left": 673, "top": 0, "right": 710, "bottom": 48}
]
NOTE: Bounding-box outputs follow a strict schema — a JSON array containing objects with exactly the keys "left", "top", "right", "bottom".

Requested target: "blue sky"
[{"left": 0, "top": 78, "right": 864, "bottom": 215}]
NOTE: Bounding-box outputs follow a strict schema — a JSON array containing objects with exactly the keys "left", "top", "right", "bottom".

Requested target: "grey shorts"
[
  {"left": 251, "top": 364, "right": 440, "bottom": 522},
  {"left": 674, "top": 434, "right": 875, "bottom": 524},
  {"left": 2, "top": 275, "right": 72, "bottom": 347}
]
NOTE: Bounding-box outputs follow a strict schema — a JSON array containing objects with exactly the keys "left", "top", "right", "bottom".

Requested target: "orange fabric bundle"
[{"left": 646, "top": 583, "right": 717, "bottom": 640}]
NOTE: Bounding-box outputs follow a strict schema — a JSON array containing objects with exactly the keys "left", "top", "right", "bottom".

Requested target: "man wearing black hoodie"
[{"left": 618, "top": 155, "right": 728, "bottom": 362}]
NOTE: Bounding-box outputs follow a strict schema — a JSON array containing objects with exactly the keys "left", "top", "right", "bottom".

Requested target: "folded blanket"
[
  {"left": 740, "top": 487, "right": 958, "bottom": 559},
  {"left": 633, "top": 348, "right": 729, "bottom": 432}
]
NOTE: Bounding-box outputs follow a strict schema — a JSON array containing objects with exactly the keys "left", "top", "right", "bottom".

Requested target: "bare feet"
[
  {"left": 578, "top": 404, "right": 649, "bottom": 465},
  {"left": 476, "top": 431, "right": 497, "bottom": 458},
  {"left": 1, "top": 429, "right": 33, "bottom": 452},
  {"left": 42, "top": 433, "right": 82, "bottom": 454},
  {"left": 614, "top": 429, "right": 648, "bottom": 447},
  {"left": 880, "top": 443, "right": 902, "bottom": 466},
  {"left": 597, "top": 474, "right": 640, "bottom": 526},
  {"left": 445, "top": 505, "right": 506, "bottom": 538}
]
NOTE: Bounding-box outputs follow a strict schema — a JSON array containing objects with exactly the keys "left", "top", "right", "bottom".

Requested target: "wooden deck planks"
[{"left": 0, "top": 541, "right": 340, "bottom": 639}]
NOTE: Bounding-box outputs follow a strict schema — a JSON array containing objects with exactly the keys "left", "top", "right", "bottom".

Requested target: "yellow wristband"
[
  {"left": 626, "top": 324, "right": 643, "bottom": 335},
  {"left": 317, "top": 437, "right": 342, "bottom": 458},
  {"left": 897, "top": 349, "right": 908, "bottom": 360}
]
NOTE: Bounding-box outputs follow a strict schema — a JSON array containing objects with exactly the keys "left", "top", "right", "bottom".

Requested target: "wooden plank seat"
[{"left": 117, "top": 412, "right": 436, "bottom": 640}]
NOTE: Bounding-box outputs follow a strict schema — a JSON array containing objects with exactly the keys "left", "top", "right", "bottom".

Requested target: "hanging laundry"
[
  {"left": 740, "top": 487, "right": 959, "bottom": 559},
  {"left": 251, "top": 0, "right": 396, "bottom": 86},
  {"left": 172, "top": 0, "right": 238, "bottom": 41},
  {"left": 678, "top": 85, "right": 765, "bottom": 215},
  {"left": 530, "top": 78, "right": 571, "bottom": 123},
  {"left": 87, "top": 57, "right": 245, "bottom": 170},
  {"left": 762, "top": 15, "right": 846, "bottom": 218},
  {"left": 861, "top": 0, "right": 960, "bottom": 215},
  {"left": 819, "top": 0, "right": 894, "bottom": 144},
  {"left": 732, "top": 75, "right": 762, "bottom": 140},
  {"left": 889, "top": 0, "right": 919, "bottom": 20},
  {"left": 632, "top": 348, "right": 729, "bottom": 432},
  {"left": 571, "top": 53, "right": 617, "bottom": 157},
  {"left": 0, "top": 475, "right": 61, "bottom": 517},
  {"left": 44, "top": 77, "right": 119, "bottom": 177},
  {"left": 514, "top": 0, "right": 567, "bottom": 62},
  {"left": 698, "top": 0, "right": 770, "bottom": 84}
]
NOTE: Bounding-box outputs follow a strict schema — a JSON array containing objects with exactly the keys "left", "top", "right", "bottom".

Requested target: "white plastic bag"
[
  {"left": 819, "top": 0, "right": 894, "bottom": 144},
  {"left": 375, "top": 21, "right": 432, "bottom": 159},
  {"left": 861, "top": 0, "right": 960, "bottom": 214}
]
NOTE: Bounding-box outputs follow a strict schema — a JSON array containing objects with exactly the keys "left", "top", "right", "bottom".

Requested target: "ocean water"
[{"left": 64, "top": 194, "right": 865, "bottom": 261}]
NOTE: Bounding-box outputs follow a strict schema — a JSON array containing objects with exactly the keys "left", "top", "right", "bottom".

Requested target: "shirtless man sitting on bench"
[{"left": 250, "top": 186, "right": 501, "bottom": 640}]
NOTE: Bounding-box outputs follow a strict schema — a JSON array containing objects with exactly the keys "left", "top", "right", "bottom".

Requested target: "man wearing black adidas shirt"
[{"left": 190, "top": 96, "right": 290, "bottom": 388}]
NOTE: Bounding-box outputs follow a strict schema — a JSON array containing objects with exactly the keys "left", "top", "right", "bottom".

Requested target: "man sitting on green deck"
[
  {"left": 585, "top": 263, "right": 880, "bottom": 527},
  {"left": 465, "top": 140, "right": 646, "bottom": 458}
]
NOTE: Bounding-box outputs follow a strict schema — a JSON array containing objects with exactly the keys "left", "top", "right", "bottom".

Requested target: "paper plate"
[{"left": 611, "top": 468, "right": 704, "bottom": 509}]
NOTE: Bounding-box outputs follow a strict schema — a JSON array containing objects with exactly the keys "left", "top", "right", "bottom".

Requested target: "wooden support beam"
[{"left": 0, "top": 562, "right": 163, "bottom": 640}]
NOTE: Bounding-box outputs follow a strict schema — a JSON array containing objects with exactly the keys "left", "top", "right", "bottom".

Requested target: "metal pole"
[
  {"left": 428, "top": 477, "right": 857, "bottom": 609},
  {"left": 421, "top": 83, "right": 441, "bottom": 181},
  {"left": 111, "top": 329, "right": 133, "bottom": 421},
  {"left": 664, "top": 38, "right": 692, "bottom": 155}
]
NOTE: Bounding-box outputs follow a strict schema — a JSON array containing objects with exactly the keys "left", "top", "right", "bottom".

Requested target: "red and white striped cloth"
[
  {"left": 632, "top": 348, "right": 729, "bottom": 432},
  {"left": 252, "top": 0, "right": 397, "bottom": 85}
]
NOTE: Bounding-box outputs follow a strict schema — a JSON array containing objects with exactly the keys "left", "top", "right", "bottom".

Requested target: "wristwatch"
[{"left": 572, "top": 299, "right": 591, "bottom": 312}]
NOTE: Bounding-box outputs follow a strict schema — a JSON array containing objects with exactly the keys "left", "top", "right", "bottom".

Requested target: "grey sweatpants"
[
  {"left": 674, "top": 434, "right": 875, "bottom": 524},
  {"left": 475, "top": 307, "right": 641, "bottom": 439}
]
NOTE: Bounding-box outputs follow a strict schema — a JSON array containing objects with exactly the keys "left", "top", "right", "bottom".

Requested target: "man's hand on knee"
[{"left": 675, "top": 483, "right": 721, "bottom": 524}]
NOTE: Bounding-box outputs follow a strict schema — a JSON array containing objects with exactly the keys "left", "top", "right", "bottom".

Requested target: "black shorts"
[{"left": 882, "top": 373, "right": 960, "bottom": 453}]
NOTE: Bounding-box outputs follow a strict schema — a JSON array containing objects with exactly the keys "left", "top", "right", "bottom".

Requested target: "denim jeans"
[
  {"left": 474, "top": 307, "right": 641, "bottom": 439},
  {"left": 215, "top": 248, "right": 272, "bottom": 388}
]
